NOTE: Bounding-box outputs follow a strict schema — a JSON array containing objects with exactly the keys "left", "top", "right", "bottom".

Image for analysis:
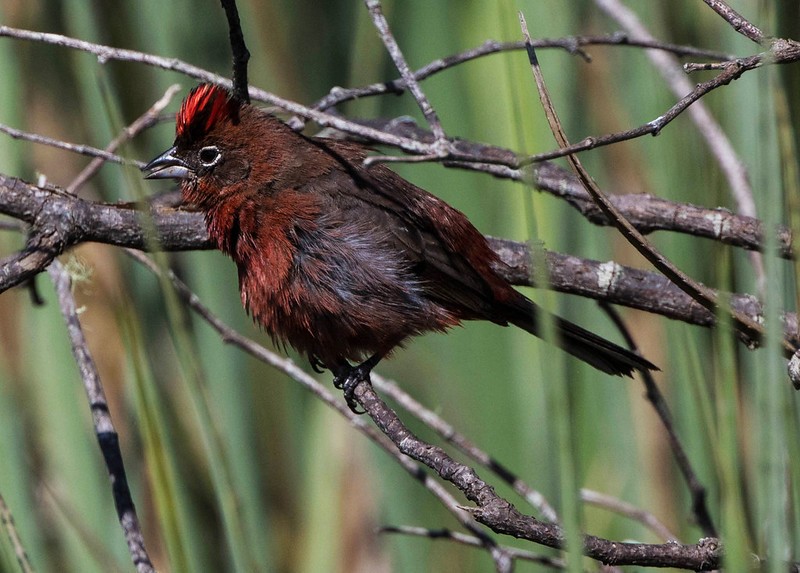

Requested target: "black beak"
[{"left": 143, "top": 146, "right": 191, "bottom": 180}]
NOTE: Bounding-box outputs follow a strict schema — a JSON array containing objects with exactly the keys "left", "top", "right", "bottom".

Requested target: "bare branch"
[
  {"left": 579, "top": 490, "right": 677, "bottom": 542},
  {"left": 0, "top": 244, "right": 59, "bottom": 293},
  {"left": 0, "top": 174, "right": 211, "bottom": 292},
  {"left": 1, "top": 174, "right": 796, "bottom": 348},
  {"left": 0, "top": 25, "right": 224, "bottom": 81},
  {"left": 530, "top": 162, "right": 793, "bottom": 259},
  {"left": 700, "top": 0, "right": 765, "bottom": 44},
  {"left": 492, "top": 238, "right": 799, "bottom": 345},
  {"left": 308, "top": 34, "right": 732, "bottom": 118},
  {"left": 0, "top": 122, "right": 134, "bottom": 166},
  {"left": 519, "top": 52, "right": 759, "bottom": 164},
  {"left": 364, "top": 0, "right": 448, "bottom": 148}
]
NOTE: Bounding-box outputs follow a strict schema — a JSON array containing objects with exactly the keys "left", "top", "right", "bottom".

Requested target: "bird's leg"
[{"left": 333, "top": 354, "right": 382, "bottom": 414}]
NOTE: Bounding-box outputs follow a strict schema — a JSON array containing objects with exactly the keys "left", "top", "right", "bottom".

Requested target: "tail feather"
[{"left": 508, "top": 301, "right": 657, "bottom": 377}]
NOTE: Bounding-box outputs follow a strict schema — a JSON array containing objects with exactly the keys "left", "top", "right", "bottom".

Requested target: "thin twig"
[
  {"left": 519, "top": 52, "right": 761, "bottom": 165},
  {"left": 306, "top": 34, "right": 732, "bottom": 119},
  {"left": 363, "top": 152, "right": 441, "bottom": 167},
  {"left": 0, "top": 122, "right": 134, "bottom": 166},
  {"left": 364, "top": 0, "right": 448, "bottom": 150},
  {"left": 48, "top": 260, "right": 155, "bottom": 573},
  {"left": 380, "top": 525, "right": 567, "bottom": 569},
  {"left": 700, "top": 0, "right": 765, "bottom": 44},
  {"left": 579, "top": 489, "right": 677, "bottom": 541},
  {"left": 599, "top": 302, "right": 717, "bottom": 538}
]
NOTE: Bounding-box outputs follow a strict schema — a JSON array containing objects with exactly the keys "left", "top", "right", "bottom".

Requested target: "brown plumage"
[{"left": 145, "top": 83, "right": 656, "bottom": 408}]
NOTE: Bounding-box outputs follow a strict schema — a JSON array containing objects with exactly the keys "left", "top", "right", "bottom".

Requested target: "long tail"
[{"left": 506, "top": 299, "right": 658, "bottom": 377}]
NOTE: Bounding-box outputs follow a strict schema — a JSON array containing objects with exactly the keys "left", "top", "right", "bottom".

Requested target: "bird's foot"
[{"left": 333, "top": 361, "right": 377, "bottom": 415}]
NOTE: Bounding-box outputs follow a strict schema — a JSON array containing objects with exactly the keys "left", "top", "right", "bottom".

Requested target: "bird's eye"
[{"left": 198, "top": 145, "right": 221, "bottom": 167}]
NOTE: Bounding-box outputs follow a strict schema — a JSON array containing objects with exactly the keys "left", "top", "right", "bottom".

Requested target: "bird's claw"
[{"left": 333, "top": 365, "right": 370, "bottom": 415}]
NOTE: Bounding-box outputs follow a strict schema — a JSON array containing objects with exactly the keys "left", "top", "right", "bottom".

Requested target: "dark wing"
[{"left": 308, "top": 138, "right": 513, "bottom": 323}]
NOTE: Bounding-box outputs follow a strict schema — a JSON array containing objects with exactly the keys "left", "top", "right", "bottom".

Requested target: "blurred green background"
[{"left": 1, "top": 1, "right": 799, "bottom": 571}]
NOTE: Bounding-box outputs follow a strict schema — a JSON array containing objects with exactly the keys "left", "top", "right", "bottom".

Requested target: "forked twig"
[{"left": 364, "top": 0, "right": 448, "bottom": 150}]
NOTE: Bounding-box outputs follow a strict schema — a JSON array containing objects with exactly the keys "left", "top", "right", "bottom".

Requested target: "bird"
[{"left": 144, "top": 83, "right": 656, "bottom": 411}]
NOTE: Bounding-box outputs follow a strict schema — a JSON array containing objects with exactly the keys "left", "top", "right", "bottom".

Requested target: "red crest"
[{"left": 176, "top": 83, "right": 240, "bottom": 141}]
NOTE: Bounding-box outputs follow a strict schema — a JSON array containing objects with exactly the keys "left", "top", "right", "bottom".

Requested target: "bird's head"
[{"left": 144, "top": 83, "right": 257, "bottom": 207}]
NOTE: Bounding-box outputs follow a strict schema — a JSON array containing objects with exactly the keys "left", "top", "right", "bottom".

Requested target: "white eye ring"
[{"left": 199, "top": 145, "right": 221, "bottom": 167}]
